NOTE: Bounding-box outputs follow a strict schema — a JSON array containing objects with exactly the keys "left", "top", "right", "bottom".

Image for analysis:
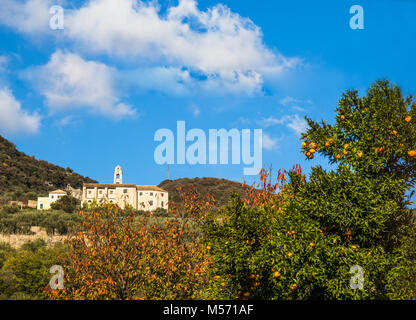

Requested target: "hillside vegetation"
[
  {"left": 0, "top": 135, "right": 96, "bottom": 196},
  {"left": 159, "top": 177, "right": 250, "bottom": 209}
]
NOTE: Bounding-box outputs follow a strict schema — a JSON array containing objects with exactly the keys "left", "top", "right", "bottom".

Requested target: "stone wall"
[{"left": 0, "top": 226, "right": 67, "bottom": 248}]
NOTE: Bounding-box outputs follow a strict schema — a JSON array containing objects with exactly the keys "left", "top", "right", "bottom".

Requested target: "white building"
[
  {"left": 81, "top": 165, "right": 168, "bottom": 211},
  {"left": 37, "top": 189, "right": 67, "bottom": 210}
]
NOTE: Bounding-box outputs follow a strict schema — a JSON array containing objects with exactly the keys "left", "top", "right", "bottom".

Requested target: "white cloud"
[
  {"left": 0, "top": 87, "right": 41, "bottom": 134},
  {"left": 64, "top": 0, "right": 296, "bottom": 94},
  {"left": 286, "top": 114, "right": 308, "bottom": 135},
  {"left": 257, "top": 114, "right": 308, "bottom": 135},
  {"left": 258, "top": 116, "right": 287, "bottom": 128},
  {"left": 279, "top": 96, "right": 312, "bottom": 111},
  {"left": 65, "top": 0, "right": 294, "bottom": 71},
  {"left": 3, "top": 0, "right": 300, "bottom": 95},
  {"left": 189, "top": 103, "right": 200, "bottom": 117},
  {"left": 1, "top": 0, "right": 303, "bottom": 97},
  {"left": 291, "top": 105, "right": 306, "bottom": 112},
  {"left": 26, "top": 50, "right": 135, "bottom": 119},
  {"left": 262, "top": 132, "right": 279, "bottom": 151},
  {"left": 280, "top": 96, "right": 301, "bottom": 106},
  {"left": 0, "top": 0, "right": 56, "bottom": 33}
]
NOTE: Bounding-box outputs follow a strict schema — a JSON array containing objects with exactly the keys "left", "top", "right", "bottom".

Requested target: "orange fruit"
[
  {"left": 344, "top": 143, "right": 349, "bottom": 149},
  {"left": 309, "top": 148, "right": 316, "bottom": 154},
  {"left": 310, "top": 142, "right": 317, "bottom": 149},
  {"left": 343, "top": 150, "right": 348, "bottom": 155},
  {"left": 206, "top": 245, "right": 211, "bottom": 250},
  {"left": 391, "top": 130, "right": 397, "bottom": 135},
  {"left": 301, "top": 142, "right": 307, "bottom": 148},
  {"left": 290, "top": 283, "right": 297, "bottom": 290},
  {"left": 287, "top": 252, "right": 293, "bottom": 257},
  {"left": 408, "top": 150, "right": 416, "bottom": 157},
  {"left": 340, "top": 115, "right": 345, "bottom": 121},
  {"left": 405, "top": 116, "right": 412, "bottom": 122},
  {"left": 309, "top": 242, "right": 315, "bottom": 247},
  {"left": 273, "top": 271, "right": 281, "bottom": 278},
  {"left": 357, "top": 152, "right": 363, "bottom": 158},
  {"left": 243, "top": 292, "right": 250, "bottom": 297},
  {"left": 335, "top": 154, "right": 341, "bottom": 159}
]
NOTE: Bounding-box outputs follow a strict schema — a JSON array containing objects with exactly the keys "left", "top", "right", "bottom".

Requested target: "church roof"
[
  {"left": 84, "top": 183, "right": 137, "bottom": 188},
  {"left": 50, "top": 189, "right": 67, "bottom": 194},
  {"left": 83, "top": 183, "right": 167, "bottom": 192},
  {"left": 136, "top": 185, "right": 167, "bottom": 192}
]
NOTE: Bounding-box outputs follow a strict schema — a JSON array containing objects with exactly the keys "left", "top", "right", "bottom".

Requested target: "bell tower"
[{"left": 114, "top": 165, "right": 122, "bottom": 184}]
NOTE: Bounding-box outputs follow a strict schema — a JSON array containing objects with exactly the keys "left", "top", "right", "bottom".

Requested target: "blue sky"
[{"left": 0, "top": 0, "right": 415, "bottom": 186}]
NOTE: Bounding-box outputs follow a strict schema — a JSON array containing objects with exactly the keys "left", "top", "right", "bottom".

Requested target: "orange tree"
[
  {"left": 44, "top": 188, "right": 214, "bottom": 300},
  {"left": 202, "top": 80, "right": 416, "bottom": 299}
]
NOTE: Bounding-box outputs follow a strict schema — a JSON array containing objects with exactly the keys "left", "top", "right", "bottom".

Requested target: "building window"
[
  {"left": 40, "top": 204, "right": 43, "bottom": 209},
  {"left": 99, "top": 190, "right": 102, "bottom": 194},
  {"left": 150, "top": 192, "right": 153, "bottom": 196},
  {"left": 110, "top": 190, "right": 114, "bottom": 194},
  {"left": 88, "top": 190, "right": 92, "bottom": 194},
  {"left": 161, "top": 193, "right": 164, "bottom": 197},
  {"left": 149, "top": 200, "right": 153, "bottom": 206},
  {"left": 161, "top": 201, "right": 164, "bottom": 207},
  {"left": 139, "top": 192, "right": 143, "bottom": 196},
  {"left": 123, "top": 189, "right": 128, "bottom": 194},
  {"left": 51, "top": 195, "right": 54, "bottom": 199}
]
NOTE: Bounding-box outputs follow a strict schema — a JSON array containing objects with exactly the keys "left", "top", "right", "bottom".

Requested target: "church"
[{"left": 81, "top": 165, "right": 168, "bottom": 211}]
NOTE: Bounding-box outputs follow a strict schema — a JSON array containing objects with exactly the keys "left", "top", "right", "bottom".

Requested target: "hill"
[
  {"left": 0, "top": 135, "right": 96, "bottom": 196},
  {"left": 158, "top": 177, "right": 251, "bottom": 209}
]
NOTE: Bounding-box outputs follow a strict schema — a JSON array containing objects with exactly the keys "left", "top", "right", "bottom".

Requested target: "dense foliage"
[
  {"left": 44, "top": 189, "right": 214, "bottom": 300},
  {"left": 159, "top": 177, "right": 249, "bottom": 209},
  {"left": 51, "top": 195, "right": 80, "bottom": 213},
  {"left": 0, "top": 240, "right": 66, "bottom": 299},
  {"left": 0, "top": 207, "right": 80, "bottom": 235},
  {"left": 202, "top": 80, "right": 416, "bottom": 299}
]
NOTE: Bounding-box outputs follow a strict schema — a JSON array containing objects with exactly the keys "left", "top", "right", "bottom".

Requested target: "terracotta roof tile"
[
  {"left": 50, "top": 189, "right": 67, "bottom": 194},
  {"left": 83, "top": 183, "right": 167, "bottom": 192}
]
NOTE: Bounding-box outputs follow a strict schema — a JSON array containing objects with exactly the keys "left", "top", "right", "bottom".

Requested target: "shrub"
[
  {"left": 0, "top": 209, "right": 80, "bottom": 235},
  {"left": 153, "top": 207, "right": 169, "bottom": 217},
  {"left": 44, "top": 189, "right": 214, "bottom": 300},
  {"left": 51, "top": 195, "right": 80, "bottom": 213},
  {"left": 2, "top": 205, "right": 19, "bottom": 214},
  {"left": 0, "top": 240, "right": 66, "bottom": 299},
  {"left": 203, "top": 80, "right": 416, "bottom": 300}
]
